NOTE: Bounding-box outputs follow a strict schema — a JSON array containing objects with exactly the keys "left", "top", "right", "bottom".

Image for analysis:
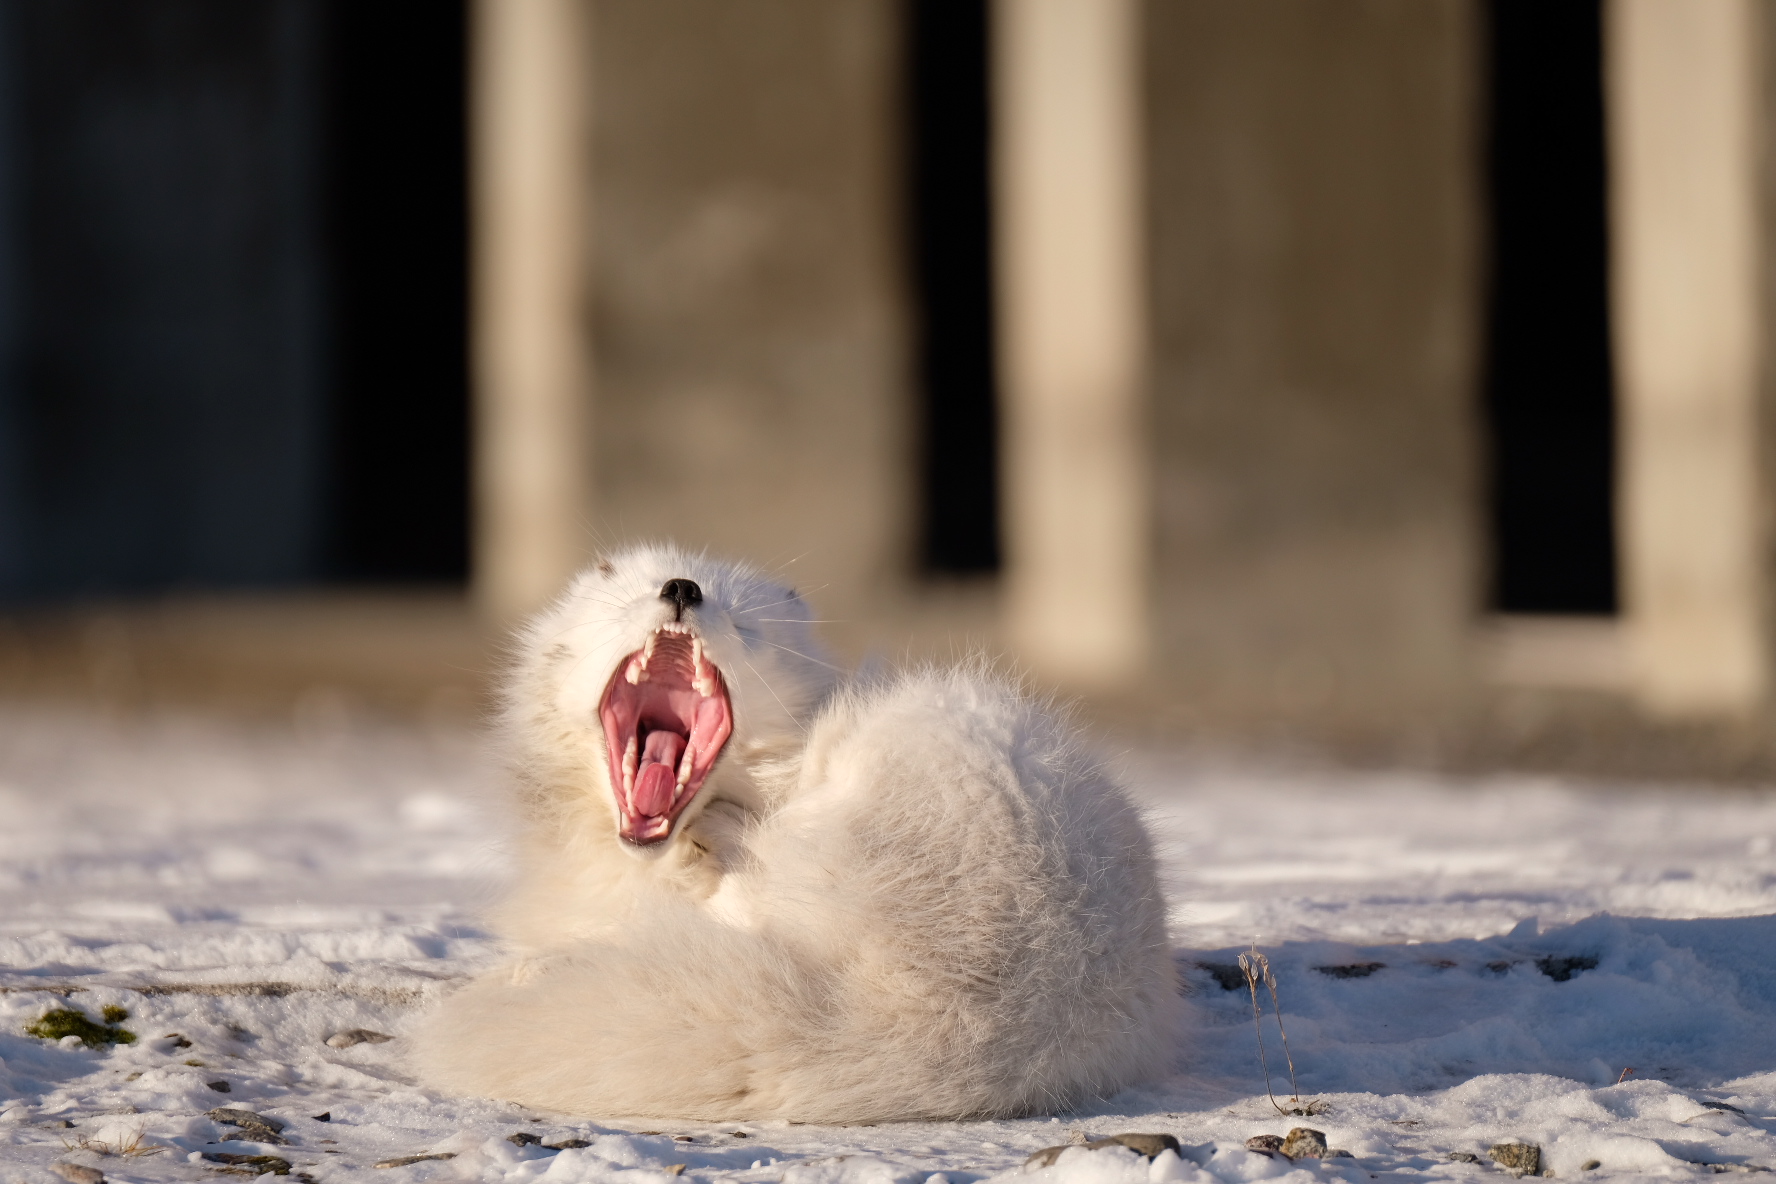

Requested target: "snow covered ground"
[{"left": 3, "top": 705, "right": 1776, "bottom": 1184}]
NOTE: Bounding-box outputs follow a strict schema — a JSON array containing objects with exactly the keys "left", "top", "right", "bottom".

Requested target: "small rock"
[
  {"left": 44, "top": 1120, "right": 76, "bottom": 1129},
  {"left": 1245, "top": 1135, "right": 1284, "bottom": 1154},
  {"left": 1315, "top": 963, "right": 1386, "bottom": 979},
  {"left": 311, "top": 1113, "right": 330, "bottom": 1123},
  {"left": 206, "top": 1080, "right": 232, "bottom": 1093},
  {"left": 201, "top": 1152, "right": 292, "bottom": 1176},
  {"left": 326, "top": 1029, "right": 394, "bottom": 1049},
  {"left": 1280, "top": 1128, "right": 1328, "bottom": 1159},
  {"left": 374, "top": 1153, "right": 456, "bottom": 1169},
  {"left": 1328, "top": 1150, "right": 1355, "bottom": 1158},
  {"left": 547, "top": 1140, "right": 592, "bottom": 1150},
  {"left": 161, "top": 1033, "right": 193, "bottom": 1049},
  {"left": 507, "top": 1133, "right": 543, "bottom": 1146},
  {"left": 672, "top": 1137, "right": 696, "bottom": 1143},
  {"left": 1088, "top": 1134, "right": 1180, "bottom": 1160},
  {"left": 1581, "top": 1162, "right": 1601, "bottom": 1172},
  {"left": 209, "top": 1108, "right": 286, "bottom": 1131},
  {"left": 208, "top": 1108, "right": 288, "bottom": 1145},
  {"left": 1195, "top": 962, "right": 1246, "bottom": 992},
  {"left": 1535, "top": 955, "right": 1598, "bottom": 983},
  {"left": 1026, "top": 1134, "right": 1179, "bottom": 1169},
  {"left": 666, "top": 1167, "right": 686, "bottom": 1177},
  {"left": 50, "top": 1164, "right": 104, "bottom": 1184},
  {"left": 1490, "top": 1143, "right": 1543, "bottom": 1177}
]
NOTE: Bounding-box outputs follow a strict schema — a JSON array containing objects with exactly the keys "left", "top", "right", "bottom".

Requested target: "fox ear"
[{"left": 596, "top": 557, "right": 616, "bottom": 577}]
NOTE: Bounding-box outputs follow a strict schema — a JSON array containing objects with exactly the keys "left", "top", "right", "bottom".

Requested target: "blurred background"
[{"left": 0, "top": 0, "right": 1768, "bottom": 779}]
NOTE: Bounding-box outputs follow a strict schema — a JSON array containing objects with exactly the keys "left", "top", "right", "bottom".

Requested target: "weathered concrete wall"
[
  {"left": 590, "top": 0, "right": 910, "bottom": 636},
  {"left": 1144, "top": 0, "right": 1484, "bottom": 730}
]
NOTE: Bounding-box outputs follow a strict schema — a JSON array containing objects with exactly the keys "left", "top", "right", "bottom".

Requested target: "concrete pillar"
[
  {"left": 471, "top": 0, "right": 595, "bottom": 621},
  {"left": 587, "top": 1, "right": 907, "bottom": 649},
  {"left": 1608, "top": 0, "right": 1767, "bottom": 717},
  {"left": 1144, "top": 1, "right": 1482, "bottom": 730},
  {"left": 993, "top": 0, "right": 1149, "bottom": 688}
]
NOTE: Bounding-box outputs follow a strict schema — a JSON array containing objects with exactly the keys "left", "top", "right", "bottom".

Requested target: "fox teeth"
[
  {"left": 622, "top": 736, "right": 638, "bottom": 802},
  {"left": 691, "top": 639, "right": 717, "bottom": 696},
  {"left": 675, "top": 745, "right": 694, "bottom": 794}
]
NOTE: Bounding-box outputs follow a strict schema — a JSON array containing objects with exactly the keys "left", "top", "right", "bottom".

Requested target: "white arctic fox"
[{"left": 415, "top": 544, "right": 1178, "bottom": 1122}]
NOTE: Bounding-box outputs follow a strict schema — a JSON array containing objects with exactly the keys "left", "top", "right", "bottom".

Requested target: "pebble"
[
  {"left": 547, "top": 1139, "right": 592, "bottom": 1149},
  {"left": 1025, "top": 1132, "right": 1180, "bottom": 1168},
  {"left": 201, "top": 1152, "right": 292, "bottom": 1175},
  {"left": 206, "top": 1080, "right": 231, "bottom": 1093},
  {"left": 374, "top": 1153, "right": 457, "bottom": 1169},
  {"left": 208, "top": 1107, "right": 287, "bottom": 1145},
  {"left": 50, "top": 1164, "right": 103, "bottom": 1184},
  {"left": 507, "top": 1133, "right": 543, "bottom": 1147},
  {"left": 1280, "top": 1128, "right": 1328, "bottom": 1159},
  {"left": 1490, "top": 1143, "right": 1543, "bottom": 1176},
  {"left": 1245, "top": 1135, "right": 1284, "bottom": 1154},
  {"left": 326, "top": 1028, "right": 395, "bottom": 1049},
  {"left": 1449, "top": 1153, "right": 1481, "bottom": 1163}
]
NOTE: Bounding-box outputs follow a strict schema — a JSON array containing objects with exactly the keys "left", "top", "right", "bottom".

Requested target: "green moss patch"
[{"left": 25, "top": 1006, "right": 137, "bottom": 1047}]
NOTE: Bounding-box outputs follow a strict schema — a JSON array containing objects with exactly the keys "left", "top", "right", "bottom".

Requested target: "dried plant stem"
[
  {"left": 1238, "top": 945, "right": 1288, "bottom": 1117},
  {"left": 1259, "top": 953, "right": 1303, "bottom": 1102}
]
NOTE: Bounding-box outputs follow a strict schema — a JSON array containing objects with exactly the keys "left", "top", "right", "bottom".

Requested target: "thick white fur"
[{"left": 414, "top": 544, "right": 1179, "bottom": 1122}]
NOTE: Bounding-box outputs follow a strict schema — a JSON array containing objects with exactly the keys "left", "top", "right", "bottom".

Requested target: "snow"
[{"left": 4, "top": 705, "right": 1776, "bottom": 1183}]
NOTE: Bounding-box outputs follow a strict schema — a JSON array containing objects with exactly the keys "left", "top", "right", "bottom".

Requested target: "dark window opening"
[
  {"left": 10, "top": 0, "right": 333, "bottom": 599},
  {"left": 1483, "top": 0, "right": 1618, "bottom": 614},
  {"left": 323, "top": 0, "right": 469, "bottom": 583},
  {"left": 0, "top": 1, "right": 467, "bottom": 604},
  {"left": 908, "top": 0, "right": 1000, "bottom": 575}
]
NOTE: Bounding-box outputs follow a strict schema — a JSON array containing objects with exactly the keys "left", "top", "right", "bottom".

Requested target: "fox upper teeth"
[{"left": 691, "top": 638, "right": 717, "bottom": 696}]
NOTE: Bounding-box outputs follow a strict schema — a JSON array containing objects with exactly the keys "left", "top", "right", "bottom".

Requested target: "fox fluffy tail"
[{"left": 412, "top": 900, "right": 1174, "bottom": 1123}]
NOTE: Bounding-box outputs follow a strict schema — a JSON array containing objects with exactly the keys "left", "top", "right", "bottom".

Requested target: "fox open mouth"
[{"left": 599, "top": 626, "right": 733, "bottom": 846}]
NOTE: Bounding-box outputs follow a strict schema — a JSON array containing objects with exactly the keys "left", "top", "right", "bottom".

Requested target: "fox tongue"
[{"left": 632, "top": 729, "right": 686, "bottom": 817}]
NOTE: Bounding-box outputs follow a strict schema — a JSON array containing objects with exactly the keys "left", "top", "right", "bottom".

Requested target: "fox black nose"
[{"left": 660, "top": 579, "right": 702, "bottom": 617}]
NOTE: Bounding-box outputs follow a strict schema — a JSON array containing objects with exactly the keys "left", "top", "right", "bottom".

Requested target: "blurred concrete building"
[{"left": 3, "top": 0, "right": 1775, "bottom": 775}]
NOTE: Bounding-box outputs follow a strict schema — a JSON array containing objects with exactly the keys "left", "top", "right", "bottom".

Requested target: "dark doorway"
[
  {"left": 323, "top": 0, "right": 469, "bottom": 583},
  {"left": 907, "top": 0, "right": 1000, "bottom": 575},
  {"left": 8, "top": 0, "right": 333, "bottom": 598},
  {"left": 1483, "top": 0, "right": 1618, "bottom": 613},
  {"left": 0, "top": 0, "right": 468, "bottom": 603}
]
